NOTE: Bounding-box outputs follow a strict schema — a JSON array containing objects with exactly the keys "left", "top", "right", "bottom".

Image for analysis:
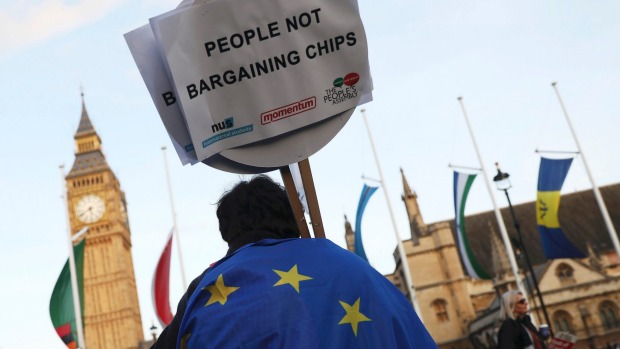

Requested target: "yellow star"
[
  {"left": 273, "top": 264, "right": 313, "bottom": 293},
  {"left": 180, "top": 333, "right": 191, "bottom": 349},
  {"left": 203, "top": 274, "right": 239, "bottom": 306},
  {"left": 338, "top": 298, "right": 372, "bottom": 336}
]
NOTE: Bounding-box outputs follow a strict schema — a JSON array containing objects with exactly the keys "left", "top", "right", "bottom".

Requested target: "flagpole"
[
  {"left": 162, "top": 146, "right": 188, "bottom": 289},
  {"left": 360, "top": 109, "right": 422, "bottom": 320},
  {"left": 551, "top": 82, "right": 620, "bottom": 258},
  {"left": 456, "top": 97, "right": 526, "bottom": 295},
  {"left": 60, "top": 164, "right": 87, "bottom": 349}
]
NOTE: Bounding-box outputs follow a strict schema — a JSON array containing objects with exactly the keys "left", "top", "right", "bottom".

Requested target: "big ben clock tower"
[{"left": 65, "top": 94, "right": 144, "bottom": 349}]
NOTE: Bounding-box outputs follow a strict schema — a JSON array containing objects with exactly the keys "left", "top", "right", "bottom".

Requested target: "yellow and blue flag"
[
  {"left": 536, "top": 157, "right": 585, "bottom": 259},
  {"left": 177, "top": 238, "right": 437, "bottom": 349},
  {"left": 354, "top": 184, "right": 378, "bottom": 262}
]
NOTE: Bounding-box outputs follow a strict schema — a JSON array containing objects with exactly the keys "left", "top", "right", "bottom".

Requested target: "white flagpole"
[
  {"left": 457, "top": 97, "right": 526, "bottom": 295},
  {"left": 59, "top": 165, "right": 87, "bottom": 349},
  {"left": 551, "top": 82, "right": 620, "bottom": 258},
  {"left": 360, "top": 109, "right": 423, "bottom": 320},
  {"left": 162, "top": 146, "right": 188, "bottom": 289}
]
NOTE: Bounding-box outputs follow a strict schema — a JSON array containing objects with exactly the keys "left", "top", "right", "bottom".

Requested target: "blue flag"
[
  {"left": 354, "top": 184, "right": 378, "bottom": 262},
  {"left": 177, "top": 238, "right": 437, "bottom": 349},
  {"left": 536, "top": 157, "right": 585, "bottom": 259}
]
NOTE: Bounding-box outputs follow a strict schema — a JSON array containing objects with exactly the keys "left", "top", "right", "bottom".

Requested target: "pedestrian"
[
  {"left": 497, "top": 290, "right": 547, "bottom": 349},
  {"left": 152, "top": 175, "right": 437, "bottom": 348}
]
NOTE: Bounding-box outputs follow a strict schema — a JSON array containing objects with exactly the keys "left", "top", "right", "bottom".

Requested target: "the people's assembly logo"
[{"left": 323, "top": 72, "right": 359, "bottom": 105}]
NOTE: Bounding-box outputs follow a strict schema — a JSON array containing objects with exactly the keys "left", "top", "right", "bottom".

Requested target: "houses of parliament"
[
  {"left": 344, "top": 169, "right": 620, "bottom": 348},
  {"left": 60, "top": 96, "right": 620, "bottom": 348}
]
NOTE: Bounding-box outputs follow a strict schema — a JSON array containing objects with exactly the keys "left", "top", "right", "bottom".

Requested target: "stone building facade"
[{"left": 345, "top": 169, "right": 620, "bottom": 348}]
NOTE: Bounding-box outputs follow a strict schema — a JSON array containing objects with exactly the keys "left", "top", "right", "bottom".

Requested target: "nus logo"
[{"left": 211, "top": 117, "right": 234, "bottom": 133}]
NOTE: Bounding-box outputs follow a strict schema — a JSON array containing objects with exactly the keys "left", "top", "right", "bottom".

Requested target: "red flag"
[{"left": 152, "top": 231, "right": 174, "bottom": 326}]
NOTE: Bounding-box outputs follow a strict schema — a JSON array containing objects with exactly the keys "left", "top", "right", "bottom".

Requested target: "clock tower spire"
[
  {"left": 67, "top": 92, "right": 108, "bottom": 178},
  {"left": 64, "top": 92, "right": 144, "bottom": 348}
]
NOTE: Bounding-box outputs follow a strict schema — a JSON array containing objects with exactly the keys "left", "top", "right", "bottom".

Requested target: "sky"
[{"left": 1, "top": 0, "right": 619, "bottom": 348}]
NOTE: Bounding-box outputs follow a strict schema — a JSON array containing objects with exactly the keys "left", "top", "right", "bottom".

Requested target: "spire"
[
  {"left": 75, "top": 88, "right": 97, "bottom": 138},
  {"left": 344, "top": 214, "right": 356, "bottom": 253},
  {"left": 401, "top": 167, "right": 415, "bottom": 199},
  {"left": 587, "top": 241, "right": 603, "bottom": 273},
  {"left": 400, "top": 168, "right": 425, "bottom": 243},
  {"left": 67, "top": 90, "right": 109, "bottom": 179}
]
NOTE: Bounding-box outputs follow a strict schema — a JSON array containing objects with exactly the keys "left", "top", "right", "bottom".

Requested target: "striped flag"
[
  {"left": 49, "top": 239, "right": 85, "bottom": 349},
  {"left": 537, "top": 157, "right": 585, "bottom": 259},
  {"left": 453, "top": 171, "right": 490, "bottom": 279},
  {"left": 153, "top": 230, "right": 174, "bottom": 327},
  {"left": 354, "top": 184, "right": 378, "bottom": 262}
]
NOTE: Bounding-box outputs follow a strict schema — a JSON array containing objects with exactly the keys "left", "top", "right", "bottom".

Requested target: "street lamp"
[{"left": 493, "top": 163, "right": 553, "bottom": 336}]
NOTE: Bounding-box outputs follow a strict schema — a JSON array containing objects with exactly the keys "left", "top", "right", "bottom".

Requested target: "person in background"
[
  {"left": 497, "top": 290, "right": 547, "bottom": 349},
  {"left": 153, "top": 175, "right": 437, "bottom": 348}
]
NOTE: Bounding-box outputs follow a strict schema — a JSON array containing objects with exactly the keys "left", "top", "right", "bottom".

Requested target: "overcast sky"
[{"left": 1, "top": 0, "right": 619, "bottom": 347}]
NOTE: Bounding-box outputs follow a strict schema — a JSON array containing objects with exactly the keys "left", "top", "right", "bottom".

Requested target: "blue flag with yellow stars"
[
  {"left": 177, "top": 238, "right": 437, "bottom": 349},
  {"left": 537, "top": 157, "right": 585, "bottom": 259}
]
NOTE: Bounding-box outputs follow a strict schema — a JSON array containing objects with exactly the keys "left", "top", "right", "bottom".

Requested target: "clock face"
[{"left": 75, "top": 194, "right": 106, "bottom": 223}]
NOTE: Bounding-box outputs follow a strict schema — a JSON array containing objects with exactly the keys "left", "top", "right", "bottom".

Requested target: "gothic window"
[
  {"left": 556, "top": 263, "right": 575, "bottom": 283},
  {"left": 552, "top": 310, "right": 573, "bottom": 333},
  {"left": 432, "top": 299, "right": 449, "bottom": 322},
  {"left": 599, "top": 301, "right": 620, "bottom": 330}
]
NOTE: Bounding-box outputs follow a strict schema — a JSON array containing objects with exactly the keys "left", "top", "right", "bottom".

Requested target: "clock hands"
[
  {"left": 76, "top": 195, "right": 105, "bottom": 223},
  {"left": 79, "top": 206, "right": 94, "bottom": 218}
]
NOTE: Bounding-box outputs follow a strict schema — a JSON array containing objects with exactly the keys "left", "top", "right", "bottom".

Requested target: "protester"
[
  {"left": 497, "top": 290, "right": 547, "bottom": 349},
  {"left": 152, "top": 175, "right": 437, "bottom": 348}
]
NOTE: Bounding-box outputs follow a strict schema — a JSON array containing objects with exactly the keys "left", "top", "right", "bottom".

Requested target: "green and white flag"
[
  {"left": 453, "top": 171, "right": 490, "bottom": 279},
  {"left": 49, "top": 239, "right": 85, "bottom": 349}
]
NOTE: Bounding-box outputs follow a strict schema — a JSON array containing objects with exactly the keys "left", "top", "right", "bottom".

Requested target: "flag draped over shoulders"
[
  {"left": 536, "top": 157, "right": 585, "bottom": 259},
  {"left": 177, "top": 238, "right": 437, "bottom": 349},
  {"left": 49, "top": 239, "right": 85, "bottom": 349},
  {"left": 453, "top": 171, "right": 490, "bottom": 279},
  {"left": 354, "top": 184, "right": 378, "bottom": 262}
]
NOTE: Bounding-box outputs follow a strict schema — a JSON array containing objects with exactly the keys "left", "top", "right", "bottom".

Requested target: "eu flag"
[
  {"left": 177, "top": 238, "right": 437, "bottom": 349},
  {"left": 537, "top": 157, "right": 585, "bottom": 259}
]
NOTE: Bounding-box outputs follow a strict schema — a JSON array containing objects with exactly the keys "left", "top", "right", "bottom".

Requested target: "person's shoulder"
[
  {"left": 241, "top": 238, "right": 375, "bottom": 272},
  {"left": 289, "top": 238, "right": 374, "bottom": 264},
  {"left": 499, "top": 318, "right": 519, "bottom": 333}
]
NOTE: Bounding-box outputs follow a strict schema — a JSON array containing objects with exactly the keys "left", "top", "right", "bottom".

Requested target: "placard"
[{"left": 150, "top": 0, "right": 371, "bottom": 161}]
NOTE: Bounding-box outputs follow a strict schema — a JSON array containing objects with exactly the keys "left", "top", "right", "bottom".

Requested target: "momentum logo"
[{"left": 260, "top": 97, "right": 316, "bottom": 125}]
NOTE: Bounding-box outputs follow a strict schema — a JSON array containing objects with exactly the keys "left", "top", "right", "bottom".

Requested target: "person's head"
[
  {"left": 216, "top": 175, "right": 300, "bottom": 253},
  {"left": 499, "top": 290, "right": 528, "bottom": 320}
]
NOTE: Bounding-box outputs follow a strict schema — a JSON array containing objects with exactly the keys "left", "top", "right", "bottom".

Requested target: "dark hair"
[{"left": 216, "top": 175, "right": 300, "bottom": 253}]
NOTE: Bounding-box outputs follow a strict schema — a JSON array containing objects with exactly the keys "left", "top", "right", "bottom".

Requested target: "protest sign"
[
  {"left": 125, "top": 24, "right": 279, "bottom": 173},
  {"left": 150, "top": 0, "right": 371, "bottom": 162},
  {"left": 125, "top": 24, "right": 198, "bottom": 165},
  {"left": 547, "top": 331, "right": 578, "bottom": 349}
]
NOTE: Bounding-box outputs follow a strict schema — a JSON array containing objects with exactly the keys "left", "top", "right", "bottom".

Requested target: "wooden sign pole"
[
  {"left": 280, "top": 159, "right": 326, "bottom": 239},
  {"left": 280, "top": 166, "right": 311, "bottom": 238},
  {"left": 297, "top": 158, "right": 325, "bottom": 238}
]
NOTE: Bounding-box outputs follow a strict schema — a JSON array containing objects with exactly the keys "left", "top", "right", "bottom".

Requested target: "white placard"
[
  {"left": 125, "top": 24, "right": 199, "bottom": 165},
  {"left": 150, "top": 0, "right": 370, "bottom": 161},
  {"left": 125, "top": 23, "right": 278, "bottom": 173}
]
